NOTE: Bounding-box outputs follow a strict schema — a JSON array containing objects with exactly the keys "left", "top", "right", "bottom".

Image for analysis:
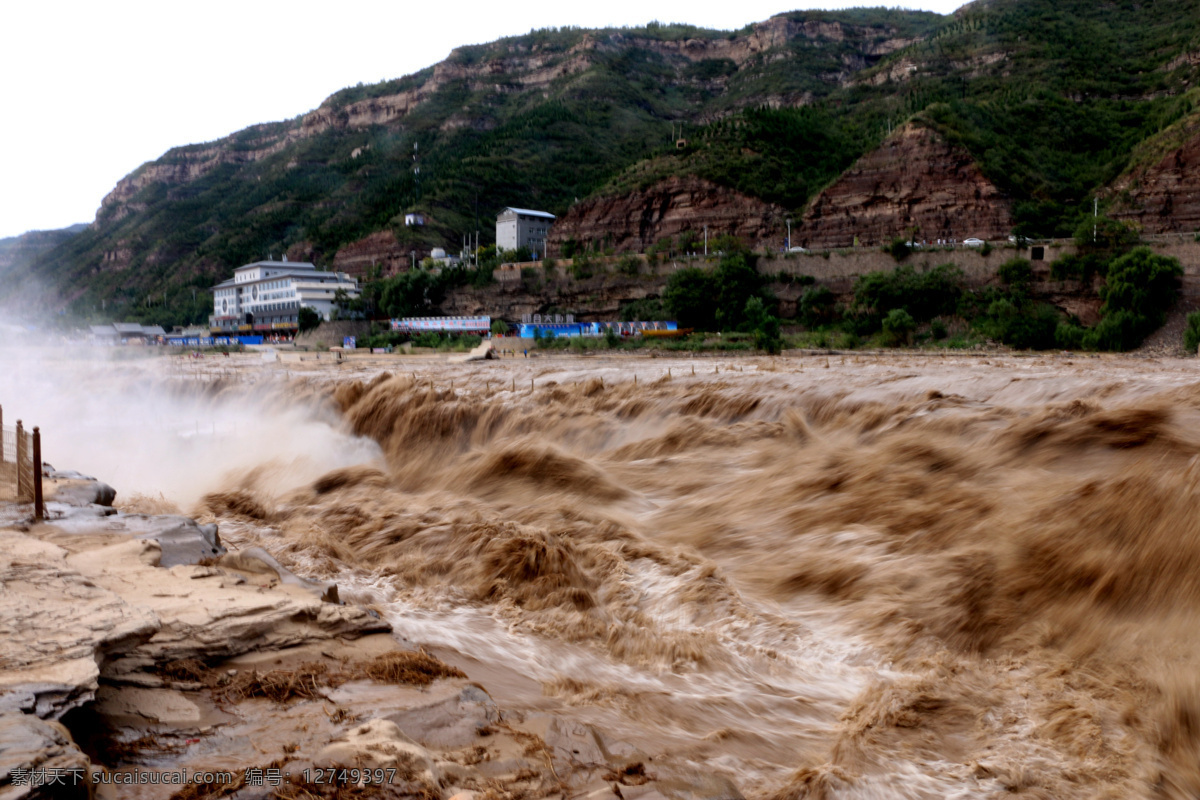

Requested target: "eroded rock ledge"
[{"left": 1, "top": 473, "right": 743, "bottom": 800}]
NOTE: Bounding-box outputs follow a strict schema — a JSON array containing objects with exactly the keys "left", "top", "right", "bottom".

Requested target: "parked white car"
[{"left": 963, "top": 238, "right": 986, "bottom": 247}]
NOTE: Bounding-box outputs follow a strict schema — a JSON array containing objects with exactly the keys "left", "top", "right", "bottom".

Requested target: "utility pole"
[
  {"left": 704, "top": 225, "right": 708, "bottom": 256},
  {"left": 1094, "top": 197, "right": 1099, "bottom": 243},
  {"left": 786, "top": 218, "right": 792, "bottom": 251}
]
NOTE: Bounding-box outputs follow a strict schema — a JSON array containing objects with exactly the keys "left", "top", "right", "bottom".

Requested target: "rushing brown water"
[{"left": 15, "top": 348, "right": 1200, "bottom": 798}]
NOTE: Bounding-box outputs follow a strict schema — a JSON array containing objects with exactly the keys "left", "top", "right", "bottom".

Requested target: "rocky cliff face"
[
  {"left": 301, "top": 17, "right": 919, "bottom": 135},
  {"left": 1111, "top": 124, "right": 1200, "bottom": 233},
  {"left": 547, "top": 176, "right": 788, "bottom": 254},
  {"left": 332, "top": 230, "right": 415, "bottom": 278},
  {"left": 94, "top": 16, "right": 925, "bottom": 226},
  {"left": 97, "top": 124, "right": 297, "bottom": 224},
  {"left": 799, "top": 123, "right": 1014, "bottom": 248},
  {"left": 0, "top": 227, "right": 83, "bottom": 278}
]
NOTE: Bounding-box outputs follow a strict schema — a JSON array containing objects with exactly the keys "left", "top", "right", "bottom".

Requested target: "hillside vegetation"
[{"left": 14, "top": 0, "right": 1200, "bottom": 328}]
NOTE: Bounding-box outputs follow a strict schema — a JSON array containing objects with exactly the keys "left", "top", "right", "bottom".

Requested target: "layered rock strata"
[
  {"left": 0, "top": 472, "right": 746, "bottom": 800},
  {"left": 95, "top": 14, "right": 924, "bottom": 226},
  {"left": 799, "top": 123, "right": 1014, "bottom": 249},
  {"left": 1112, "top": 125, "right": 1200, "bottom": 233},
  {"left": 547, "top": 176, "right": 788, "bottom": 254},
  {"left": 331, "top": 230, "right": 416, "bottom": 278}
]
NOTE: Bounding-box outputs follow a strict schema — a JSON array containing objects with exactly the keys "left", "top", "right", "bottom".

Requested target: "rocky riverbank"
[{"left": 0, "top": 466, "right": 736, "bottom": 800}]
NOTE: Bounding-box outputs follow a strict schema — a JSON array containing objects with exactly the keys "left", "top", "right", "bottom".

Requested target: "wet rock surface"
[
  {"left": 0, "top": 713, "right": 91, "bottom": 800},
  {"left": 0, "top": 530, "right": 157, "bottom": 719},
  {"left": 49, "top": 480, "right": 116, "bottom": 508},
  {"left": 385, "top": 685, "right": 500, "bottom": 748},
  {"left": 65, "top": 537, "right": 388, "bottom": 674},
  {"left": 42, "top": 506, "right": 225, "bottom": 568}
]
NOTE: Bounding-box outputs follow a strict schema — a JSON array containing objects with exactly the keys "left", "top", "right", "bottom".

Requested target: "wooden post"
[
  {"left": 14, "top": 420, "right": 24, "bottom": 500},
  {"left": 32, "top": 427, "right": 42, "bottom": 521}
]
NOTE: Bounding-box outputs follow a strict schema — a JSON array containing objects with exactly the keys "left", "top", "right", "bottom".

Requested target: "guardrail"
[{"left": 0, "top": 405, "right": 43, "bottom": 520}]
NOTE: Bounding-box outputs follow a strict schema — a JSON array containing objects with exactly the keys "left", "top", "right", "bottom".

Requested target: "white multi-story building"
[
  {"left": 496, "top": 208, "right": 554, "bottom": 256},
  {"left": 210, "top": 259, "right": 360, "bottom": 333}
]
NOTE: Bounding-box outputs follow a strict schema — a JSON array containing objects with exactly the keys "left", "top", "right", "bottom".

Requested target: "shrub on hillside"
[
  {"left": 1084, "top": 246, "right": 1182, "bottom": 350},
  {"left": 1074, "top": 216, "right": 1140, "bottom": 254},
  {"left": 798, "top": 285, "right": 837, "bottom": 328},
  {"left": 1055, "top": 321, "right": 1087, "bottom": 350},
  {"left": 617, "top": 254, "right": 641, "bottom": 276},
  {"left": 662, "top": 252, "right": 772, "bottom": 331},
  {"left": 570, "top": 252, "right": 594, "bottom": 280},
  {"left": 852, "top": 263, "right": 963, "bottom": 329},
  {"left": 619, "top": 298, "right": 667, "bottom": 321},
  {"left": 882, "top": 308, "right": 916, "bottom": 346},
  {"left": 998, "top": 257, "right": 1033, "bottom": 286},
  {"left": 975, "top": 297, "right": 1059, "bottom": 349},
  {"left": 1185, "top": 312, "right": 1200, "bottom": 353},
  {"left": 744, "top": 296, "right": 782, "bottom": 354},
  {"left": 885, "top": 238, "right": 911, "bottom": 261}
]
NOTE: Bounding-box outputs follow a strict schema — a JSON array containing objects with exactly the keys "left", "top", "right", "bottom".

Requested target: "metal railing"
[{"left": 0, "top": 405, "right": 43, "bottom": 520}]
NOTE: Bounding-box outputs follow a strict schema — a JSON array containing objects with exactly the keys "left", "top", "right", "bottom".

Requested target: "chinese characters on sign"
[{"left": 522, "top": 314, "right": 574, "bottom": 324}]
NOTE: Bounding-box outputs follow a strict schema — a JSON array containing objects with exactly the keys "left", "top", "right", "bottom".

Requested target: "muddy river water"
[{"left": 10, "top": 348, "right": 1200, "bottom": 798}]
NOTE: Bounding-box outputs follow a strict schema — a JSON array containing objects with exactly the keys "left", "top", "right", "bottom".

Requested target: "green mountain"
[{"left": 16, "top": 0, "right": 1200, "bottom": 327}]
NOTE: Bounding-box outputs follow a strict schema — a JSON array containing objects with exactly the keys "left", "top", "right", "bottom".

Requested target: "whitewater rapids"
[{"left": 12, "top": 348, "right": 1200, "bottom": 798}]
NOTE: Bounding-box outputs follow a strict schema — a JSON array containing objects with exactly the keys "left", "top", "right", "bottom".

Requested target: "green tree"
[
  {"left": 619, "top": 298, "right": 666, "bottom": 321},
  {"left": 378, "top": 270, "right": 446, "bottom": 318},
  {"left": 1075, "top": 216, "right": 1140, "bottom": 254},
  {"left": 882, "top": 308, "right": 916, "bottom": 346},
  {"left": 997, "top": 258, "right": 1033, "bottom": 286},
  {"left": 885, "top": 238, "right": 912, "bottom": 262},
  {"left": 798, "top": 285, "right": 837, "bottom": 328},
  {"left": 490, "top": 319, "right": 510, "bottom": 336},
  {"left": 298, "top": 306, "right": 321, "bottom": 333},
  {"left": 1185, "top": 312, "right": 1200, "bottom": 353},
  {"left": 744, "top": 296, "right": 782, "bottom": 354},
  {"left": 852, "top": 264, "right": 963, "bottom": 329},
  {"left": 713, "top": 252, "right": 766, "bottom": 330},
  {"left": 975, "top": 297, "right": 1059, "bottom": 349},
  {"left": 663, "top": 268, "right": 717, "bottom": 330},
  {"left": 1084, "top": 246, "right": 1182, "bottom": 350},
  {"left": 617, "top": 254, "right": 641, "bottom": 276}
]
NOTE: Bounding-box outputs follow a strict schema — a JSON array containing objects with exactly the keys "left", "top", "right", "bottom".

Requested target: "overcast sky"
[{"left": 0, "top": 0, "right": 965, "bottom": 240}]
